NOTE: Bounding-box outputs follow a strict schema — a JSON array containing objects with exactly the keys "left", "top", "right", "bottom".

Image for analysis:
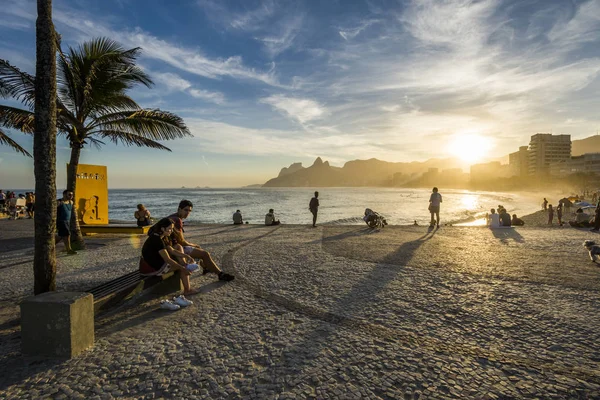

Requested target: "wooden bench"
[{"left": 88, "top": 270, "right": 182, "bottom": 314}]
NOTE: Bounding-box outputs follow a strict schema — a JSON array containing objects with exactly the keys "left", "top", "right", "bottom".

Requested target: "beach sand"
[{"left": 0, "top": 218, "right": 599, "bottom": 398}]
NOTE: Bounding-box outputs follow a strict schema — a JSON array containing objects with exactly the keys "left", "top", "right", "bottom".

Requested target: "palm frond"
[
  {"left": 94, "top": 129, "right": 172, "bottom": 151},
  {"left": 89, "top": 109, "right": 191, "bottom": 141},
  {"left": 0, "top": 105, "right": 35, "bottom": 133},
  {"left": 0, "top": 128, "right": 32, "bottom": 156},
  {"left": 64, "top": 38, "right": 152, "bottom": 119},
  {"left": 0, "top": 59, "right": 36, "bottom": 110}
]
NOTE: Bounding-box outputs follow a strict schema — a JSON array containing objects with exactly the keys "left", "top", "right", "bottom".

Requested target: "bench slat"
[{"left": 88, "top": 272, "right": 141, "bottom": 294}]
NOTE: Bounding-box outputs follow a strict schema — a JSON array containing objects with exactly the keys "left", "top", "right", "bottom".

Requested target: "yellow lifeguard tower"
[{"left": 71, "top": 164, "right": 150, "bottom": 234}]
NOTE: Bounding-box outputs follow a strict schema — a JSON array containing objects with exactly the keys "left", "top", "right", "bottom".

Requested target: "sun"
[{"left": 447, "top": 133, "right": 493, "bottom": 164}]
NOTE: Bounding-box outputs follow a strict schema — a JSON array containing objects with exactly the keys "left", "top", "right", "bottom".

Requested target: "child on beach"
[{"left": 548, "top": 204, "right": 554, "bottom": 225}]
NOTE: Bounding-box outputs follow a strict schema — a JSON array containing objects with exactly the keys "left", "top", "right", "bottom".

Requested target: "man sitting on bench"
[{"left": 168, "top": 200, "right": 234, "bottom": 282}]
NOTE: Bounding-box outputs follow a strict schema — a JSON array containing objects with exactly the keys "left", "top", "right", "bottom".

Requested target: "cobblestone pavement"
[{"left": 0, "top": 223, "right": 599, "bottom": 399}]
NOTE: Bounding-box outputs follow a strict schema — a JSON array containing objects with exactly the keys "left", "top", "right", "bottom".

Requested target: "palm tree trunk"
[
  {"left": 67, "top": 144, "right": 85, "bottom": 250},
  {"left": 33, "top": 0, "right": 57, "bottom": 294}
]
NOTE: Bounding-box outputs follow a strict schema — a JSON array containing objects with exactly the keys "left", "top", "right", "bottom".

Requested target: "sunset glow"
[{"left": 448, "top": 134, "right": 494, "bottom": 164}]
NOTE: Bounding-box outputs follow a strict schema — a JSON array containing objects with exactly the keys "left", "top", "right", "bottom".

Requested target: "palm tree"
[
  {"left": 33, "top": 0, "right": 57, "bottom": 294},
  {"left": 0, "top": 37, "right": 191, "bottom": 249}
]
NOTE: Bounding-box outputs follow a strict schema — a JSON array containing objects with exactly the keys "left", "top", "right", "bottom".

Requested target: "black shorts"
[
  {"left": 429, "top": 205, "right": 440, "bottom": 214},
  {"left": 57, "top": 220, "right": 70, "bottom": 237}
]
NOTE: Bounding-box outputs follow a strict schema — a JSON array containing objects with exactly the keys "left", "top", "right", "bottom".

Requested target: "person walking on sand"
[
  {"left": 548, "top": 204, "right": 554, "bottom": 225},
  {"left": 167, "top": 200, "right": 234, "bottom": 281},
  {"left": 428, "top": 187, "right": 442, "bottom": 227},
  {"left": 309, "top": 191, "right": 319, "bottom": 227},
  {"left": 542, "top": 198, "right": 548, "bottom": 211},
  {"left": 55, "top": 190, "right": 77, "bottom": 255}
]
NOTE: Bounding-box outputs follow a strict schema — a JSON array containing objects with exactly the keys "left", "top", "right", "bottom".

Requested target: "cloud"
[
  {"left": 149, "top": 71, "right": 226, "bottom": 104},
  {"left": 189, "top": 89, "right": 226, "bottom": 105},
  {"left": 256, "top": 14, "right": 304, "bottom": 57},
  {"left": 0, "top": 2, "right": 283, "bottom": 87},
  {"left": 260, "top": 95, "right": 327, "bottom": 124},
  {"left": 152, "top": 72, "right": 193, "bottom": 92},
  {"left": 339, "top": 19, "right": 379, "bottom": 40}
]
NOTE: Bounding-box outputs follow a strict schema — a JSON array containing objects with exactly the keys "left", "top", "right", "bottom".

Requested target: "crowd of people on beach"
[{"left": 0, "top": 190, "right": 35, "bottom": 220}]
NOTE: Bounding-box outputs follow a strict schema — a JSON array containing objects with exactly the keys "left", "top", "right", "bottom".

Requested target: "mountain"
[
  {"left": 278, "top": 162, "right": 305, "bottom": 177},
  {"left": 572, "top": 135, "right": 600, "bottom": 156},
  {"left": 263, "top": 157, "right": 465, "bottom": 187}
]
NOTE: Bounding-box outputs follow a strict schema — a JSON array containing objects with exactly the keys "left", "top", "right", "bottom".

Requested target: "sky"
[{"left": 2, "top": 0, "right": 600, "bottom": 188}]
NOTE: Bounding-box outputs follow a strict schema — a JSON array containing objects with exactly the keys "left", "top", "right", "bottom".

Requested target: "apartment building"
[{"left": 528, "top": 133, "right": 571, "bottom": 175}]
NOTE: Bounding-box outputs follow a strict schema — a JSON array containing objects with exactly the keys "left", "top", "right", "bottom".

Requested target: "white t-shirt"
[
  {"left": 429, "top": 192, "right": 442, "bottom": 207},
  {"left": 488, "top": 213, "right": 500, "bottom": 228}
]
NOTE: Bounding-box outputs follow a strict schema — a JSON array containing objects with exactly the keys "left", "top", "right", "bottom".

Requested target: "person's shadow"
[{"left": 491, "top": 228, "right": 524, "bottom": 243}]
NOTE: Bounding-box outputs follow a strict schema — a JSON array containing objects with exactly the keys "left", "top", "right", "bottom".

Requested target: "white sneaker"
[
  {"left": 160, "top": 300, "right": 180, "bottom": 311},
  {"left": 173, "top": 295, "right": 193, "bottom": 307}
]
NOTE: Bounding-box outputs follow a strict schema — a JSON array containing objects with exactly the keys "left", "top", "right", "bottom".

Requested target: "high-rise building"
[
  {"left": 528, "top": 133, "right": 571, "bottom": 175},
  {"left": 509, "top": 146, "right": 529, "bottom": 177}
]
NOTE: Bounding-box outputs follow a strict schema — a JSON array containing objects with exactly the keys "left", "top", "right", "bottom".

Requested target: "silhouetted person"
[
  {"left": 557, "top": 203, "right": 563, "bottom": 226},
  {"left": 511, "top": 214, "right": 524, "bottom": 226},
  {"left": 499, "top": 208, "right": 511, "bottom": 227},
  {"left": 542, "top": 198, "right": 548, "bottom": 211},
  {"left": 548, "top": 204, "right": 554, "bottom": 225},
  {"left": 592, "top": 204, "right": 600, "bottom": 232},
  {"left": 265, "top": 208, "right": 281, "bottom": 226},
  {"left": 428, "top": 187, "right": 442, "bottom": 227},
  {"left": 233, "top": 209, "right": 243, "bottom": 225},
  {"left": 309, "top": 191, "right": 319, "bottom": 227}
]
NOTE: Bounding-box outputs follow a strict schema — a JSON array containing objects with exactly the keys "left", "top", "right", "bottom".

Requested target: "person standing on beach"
[
  {"left": 167, "top": 200, "right": 234, "bottom": 281},
  {"left": 548, "top": 204, "right": 554, "bottom": 225},
  {"left": 309, "top": 191, "right": 319, "bottom": 227},
  {"left": 557, "top": 203, "right": 563, "bottom": 226},
  {"left": 428, "top": 187, "right": 442, "bottom": 227},
  {"left": 592, "top": 203, "right": 600, "bottom": 232},
  {"left": 542, "top": 198, "right": 548, "bottom": 211},
  {"left": 55, "top": 190, "right": 77, "bottom": 255}
]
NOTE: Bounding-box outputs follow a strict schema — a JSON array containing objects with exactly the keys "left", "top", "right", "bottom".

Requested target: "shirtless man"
[{"left": 168, "top": 200, "right": 234, "bottom": 281}]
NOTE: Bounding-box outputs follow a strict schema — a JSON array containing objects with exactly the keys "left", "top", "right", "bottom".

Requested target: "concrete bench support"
[{"left": 20, "top": 292, "right": 94, "bottom": 358}]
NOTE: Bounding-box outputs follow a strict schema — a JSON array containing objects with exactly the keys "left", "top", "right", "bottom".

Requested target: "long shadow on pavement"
[{"left": 271, "top": 227, "right": 438, "bottom": 382}]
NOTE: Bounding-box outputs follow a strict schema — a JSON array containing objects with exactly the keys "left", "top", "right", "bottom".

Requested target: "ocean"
[{"left": 104, "top": 187, "right": 541, "bottom": 226}]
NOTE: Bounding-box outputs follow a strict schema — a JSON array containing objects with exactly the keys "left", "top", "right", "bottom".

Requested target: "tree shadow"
[
  {"left": 272, "top": 228, "right": 437, "bottom": 377},
  {"left": 0, "top": 237, "right": 34, "bottom": 253},
  {"left": 491, "top": 228, "right": 525, "bottom": 243}
]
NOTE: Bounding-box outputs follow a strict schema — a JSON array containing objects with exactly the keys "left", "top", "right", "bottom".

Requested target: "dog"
[{"left": 583, "top": 240, "right": 600, "bottom": 263}]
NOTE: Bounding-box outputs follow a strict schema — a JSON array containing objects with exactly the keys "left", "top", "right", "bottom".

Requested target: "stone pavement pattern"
[{"left": 0, "top": 222, "right": 599, "bottom": 399}]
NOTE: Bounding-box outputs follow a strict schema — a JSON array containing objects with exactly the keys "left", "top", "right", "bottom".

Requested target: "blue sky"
[{"left": 2, "top": 0, "right": 600, "bottom": 188}]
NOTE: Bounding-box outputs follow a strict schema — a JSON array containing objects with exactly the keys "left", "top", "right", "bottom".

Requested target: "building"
[
  {"left": 470, "top": 161, "right": 511, "bottom": 182},
  {"left": 509, "top": 146, "right": 529, "bottom": 177},
  {"left": 550, "top": 153, "right": 600, "bottom": 176},
  {"left": 528, "top": 133, "right": 571, "bottom": 175}
]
